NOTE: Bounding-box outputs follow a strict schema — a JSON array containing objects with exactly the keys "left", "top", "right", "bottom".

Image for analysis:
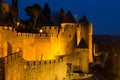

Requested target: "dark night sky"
[{"left": 4, "top": 0, "right": 120, "bottom": 35}]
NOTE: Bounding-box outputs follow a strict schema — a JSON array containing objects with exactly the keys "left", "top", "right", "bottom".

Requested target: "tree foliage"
[
  {"left": 59, "top": 8, "right": 65, "bottom": 24},
  {"left": 92, "top": 40, "right": 117, "bottom": 80},
  {"left": 17, "top": 3, "right": 67, "bottom": 33},
  {"left": 24, "top": 3, "right": 53, "bottom": 31},
  {"left": 25, "top": 4, "right": 42, "bottom": 29},
  {"left": 43, "top": 3, "right": 51, "bottom": 17}
]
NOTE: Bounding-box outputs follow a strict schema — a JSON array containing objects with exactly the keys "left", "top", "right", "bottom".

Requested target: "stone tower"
[
  {"left": 0, "top": 1, "right": 9, "bottom": 23},
  {"left": 77, "top": 15, "right": 93, "bottom": 62},
  {"left": 59, "top": 10, "right": 77, "bottom": 55},
  {"left": 76, "top": 38, "right": 89, "bottom": 73}
]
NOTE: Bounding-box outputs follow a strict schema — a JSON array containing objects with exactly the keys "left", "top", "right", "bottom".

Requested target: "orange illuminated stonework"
[
  {"left": 0, "top": 19, "right": 93, "bottom": 80},
  {"left": 0, "top": 1, "right": 93, "bottom": 80}
]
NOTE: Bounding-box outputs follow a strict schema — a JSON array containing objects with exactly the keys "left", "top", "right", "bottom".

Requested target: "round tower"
[
  {"left": 0, "top": 1, "right": 9, "bottom": 14},
  {"left": 58, "top": 10, "right": 77, "bottom": 55},
  {"left": 0, "top": 1, "right": 10, "bottom": 21}
]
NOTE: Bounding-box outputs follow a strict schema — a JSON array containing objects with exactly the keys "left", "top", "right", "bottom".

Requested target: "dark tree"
[
  {"left": 25, "top": 4, "right": 42, "bottom": 29},
  {"left": 25, "top": 4, "right": 42, "bottom": 18},
  {"left": 43, "top": 3, "right": 51, "bottom": 16},
  {"left": 42, "top": 3, "right": 53, "bottom": 26},
  {"left": 59, "top": 8, "right": 65, "bottom": 24},
  {"left": 51, "top": 11, "right": 60, "bottom": 25}
]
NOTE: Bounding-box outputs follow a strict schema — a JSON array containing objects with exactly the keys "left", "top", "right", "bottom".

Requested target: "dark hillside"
[{"left": 93, "top": 35, "right": 120, "bottom": 80}]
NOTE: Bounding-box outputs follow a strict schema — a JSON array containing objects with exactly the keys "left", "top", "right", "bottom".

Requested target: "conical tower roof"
[
  {"left": 79, "top": 15, "right": 89, "bottom": 25},
  {"left": 62, "top": 10, "right": 76, "bottom": 23},
  {"left": 77, "top": 38, "right": 88, "bottom": 48}
]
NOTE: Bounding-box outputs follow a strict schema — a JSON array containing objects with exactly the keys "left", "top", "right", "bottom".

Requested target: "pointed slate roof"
[
  {"left": 62, "top": 10, "right": 76, "bottom": 23},
  {"left": 79, "top": 15, "right": 89, "bottom": 25},
  {"left": 77, "top": 38, "right": 88, "bottom": 48}
]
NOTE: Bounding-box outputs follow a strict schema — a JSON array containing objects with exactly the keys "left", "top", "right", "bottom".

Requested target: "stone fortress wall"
[
  {"left": 0, "top": 52, "right": 67, "bottom": 80},
  {"left": 0, "top": 49, "right": 89, "bottom": 80},
  {"left": 0, "top": 21, "right": 93, "bottom": 62},
  {"left": 0, "top": 52, "right": 24, "bottom": 80},
  {"left": 0, "top": 1, "right": 93, "bottom": 80},
  {"left": 0, "top": 21, "right": 93, "bottom": 80},
  {"left": 0, "top": 26, "right": 60, "bottom": 60}
]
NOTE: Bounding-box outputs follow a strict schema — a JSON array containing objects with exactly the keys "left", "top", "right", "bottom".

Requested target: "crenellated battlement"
[
  {"left": 16, "top": 32, "right": 52, "bottom": 38},
  {"left": 0, "top": 26, "right": 59, "bottom": 33},
  {"left": 4, "top": 52, "right": 21, "bottom": 64},
  {"left": 0, "top": 26, "right": 13, "bottom": 31},
  {"left": 42, "top": 26, "right": 58, "bottom": 30},
  {"left": 3, "top": 51, "right": 65, "bottom": 67},
  {"left": 26, "top": 58, "right": 64, "bottom": 67},
  {"left": 0, "top": 26, "right": 59, "bottom": 40},
  {"left": 42, "top": 26, "right": 59, "bottom": 34}
]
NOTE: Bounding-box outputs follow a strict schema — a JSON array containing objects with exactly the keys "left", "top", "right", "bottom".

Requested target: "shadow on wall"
[{"left": 3, "top": 42, "right": 12, "bottom": 56}]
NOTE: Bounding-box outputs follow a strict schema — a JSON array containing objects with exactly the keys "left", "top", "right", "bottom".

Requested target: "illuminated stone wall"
[
  {"left": 0, "top": 21, "right": 93, "bottom": 62},
  {"left": 58, "top": 23, "right": 77, "bottom": 54},
  {"left": 77, "top": 23, "right": 93, "bottom": 62},
  {"left": 0, "top": 26, "right": 60, "bottom": 61},
  {"left": 0, "top": 52, "right": 24, "bottom": 80},
  {"left": 2, "top": 52, "right": 89, "bottom": 80},
  {"left": 1, "top": 52, "right": 67, "bottom": 80},
  {"left": 24, "top": 58, "right": 67, "bottom": 80},
  {"left": 0, "top": 48, "right": 90, "bottom": 80}
]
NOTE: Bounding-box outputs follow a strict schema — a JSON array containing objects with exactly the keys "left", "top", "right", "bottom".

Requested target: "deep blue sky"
[{"left": 4, "top": 0, "right": 120, "bottom": 35}]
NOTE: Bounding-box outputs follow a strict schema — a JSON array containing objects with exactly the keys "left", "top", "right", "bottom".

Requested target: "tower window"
[
  {"left": 69, "top": 35, "right": 71, "bottom": 38},
  {"left": 2, "top": 7, "right": 5, "bottom": 11}
]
